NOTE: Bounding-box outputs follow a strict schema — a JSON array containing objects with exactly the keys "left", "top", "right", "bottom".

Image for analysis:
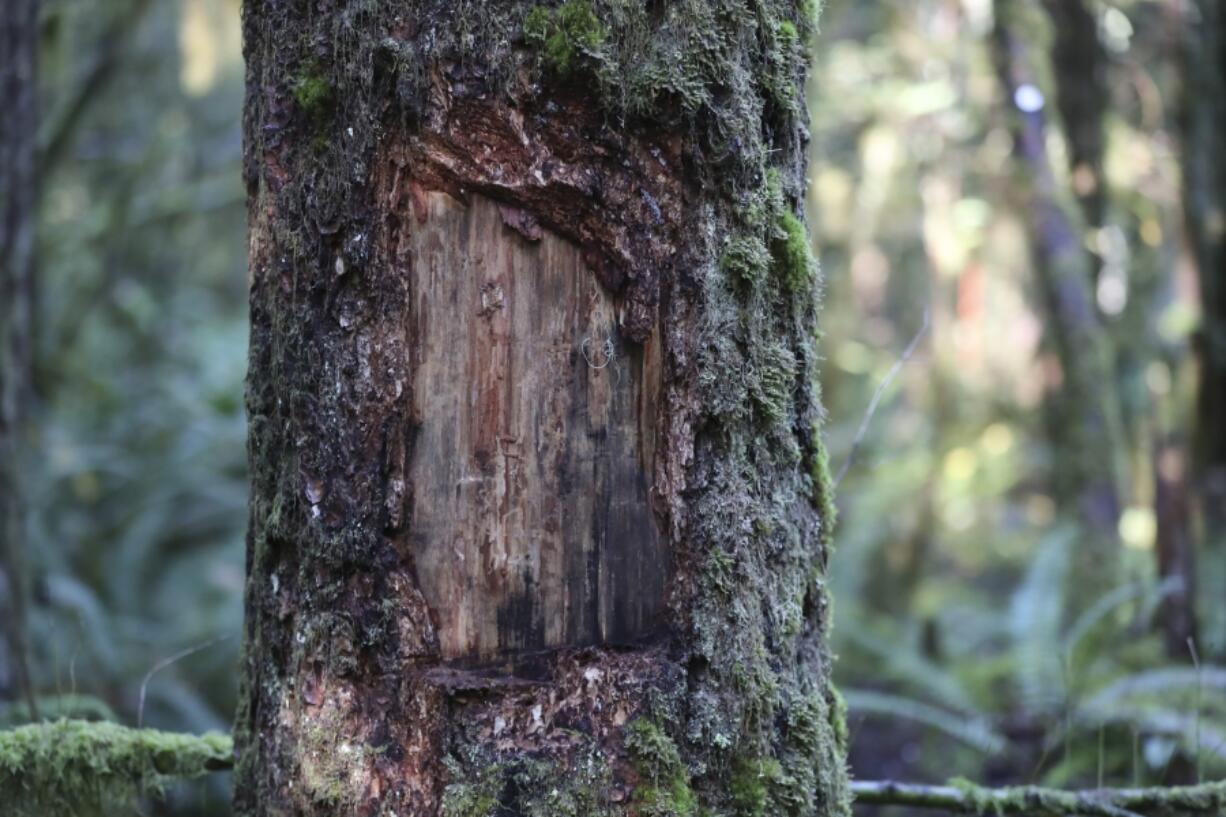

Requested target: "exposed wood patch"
[{"left": 404, "top": 191, "right": 667, "bottom": 662}]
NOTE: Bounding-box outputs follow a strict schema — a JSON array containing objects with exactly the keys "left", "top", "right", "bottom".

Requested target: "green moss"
[
  {"left": 293, "top": 61, "right": 334, "bottom": 121},
  {"left": 753, "top": 342, "right": 798, "bottom": 426},
  {"left": 703, "top": 546, "right": 737, "bottom": 597},
  {"left": 635, "top": 775, "right": 699, "bottom": 817},
  {"left": 296, "top": 709, "right": 369, "bottom": 807},
  {"left": 523, "top": 1, "right": 606, "bottom": 76},
  {"left": 0, "top": 694, "right": 117, "bottom": 727},
  {"left": 0, "top": 719, "right": 231, "bottom": 817},
  {"left": 827, "top": 687, "right": 849, "bottom": 756},
  {"left": 808, "top": 413, "right": 838, "bottom": 547},
  {"left": 721, "top": 234, "right": 772, "bottom": 286},
  {"left": 441, "top": 788, "right": 498, "bottom": 817},
  {"left": 730, "top": 758, "right": 784, "bottom": 817},
  {"left": 441, "top": 751, "right": 615, "bottom": 817},
  {"left": 772, "top": 209, "right": 817, "bottom": 294},
  {"left": 626, "top": 720, "right": 698, "bottom": 817}
]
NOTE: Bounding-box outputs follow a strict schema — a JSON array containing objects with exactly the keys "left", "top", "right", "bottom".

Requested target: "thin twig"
[
  {"left": 851, "top": 778, "right": 1226, "bottom": 815},
  {"left": 1189, "top": 637, "right": 1203, "bottom": 782},
  {"left": 833, "top": 308, "right": 930, "bottom": 487},
  {"left": 137, "top": 636, "right": 230, "bottom": 728}
]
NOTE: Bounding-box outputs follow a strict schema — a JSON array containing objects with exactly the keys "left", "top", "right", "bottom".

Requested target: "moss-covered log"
[
  {"left": 851, "top": 778, "right": 1226, "bottom": 817},
  {"left": 235, "top": 1, "right": 848, "bottom": 815},
  {"left": 0, "top": 719, "right": 232, "bottom": 817}
]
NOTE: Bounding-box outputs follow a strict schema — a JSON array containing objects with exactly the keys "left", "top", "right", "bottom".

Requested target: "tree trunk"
[
  {"left": 993, "top": 3, "right": 1123, "bottom": 607},
  {"left": 1153, "top": 442, "right": 1197, "bottom": 659},
  {"left": 1182, "top": 0, "right": 1226, "bottom": 653},
  {"left": 234, "top": 3, "right": 849, "bottom": 816},
  {"left": 1041, "top": 0, "right": 1107, "bottom": 238},
  {"left": 0, "top": 0, "right": 39, "bottom": 720}
]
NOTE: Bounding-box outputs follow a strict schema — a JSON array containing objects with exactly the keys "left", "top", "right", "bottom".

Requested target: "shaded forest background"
[{"left": 2, "top": 0, "right": 1223, "bottom": 814}]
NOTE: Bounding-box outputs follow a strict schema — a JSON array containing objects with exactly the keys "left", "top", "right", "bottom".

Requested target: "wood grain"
[{"left": 405, "top": 191, "right": 666, "bottom": 662}]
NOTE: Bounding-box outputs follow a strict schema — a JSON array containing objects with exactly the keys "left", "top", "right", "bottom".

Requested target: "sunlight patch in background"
[{"left": 179, "top": 0, "right": 242, "bottom": 96}]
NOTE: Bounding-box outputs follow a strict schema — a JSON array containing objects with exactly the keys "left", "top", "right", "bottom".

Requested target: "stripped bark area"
[
  {"left": 399, "top": 191, "right": 667, "bottom": 662},
  {"left": 236, "top": 2, "right": 847, "bottom": 816}
]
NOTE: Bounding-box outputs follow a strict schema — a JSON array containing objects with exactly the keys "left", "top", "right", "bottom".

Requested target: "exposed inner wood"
[{"left": 405, "top": 191, "right": 667, "bottom": 662}]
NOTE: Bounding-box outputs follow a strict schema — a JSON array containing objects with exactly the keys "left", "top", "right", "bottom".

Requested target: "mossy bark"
[{"left": 235, "top": 2, "right": 848, "bottom": 816}]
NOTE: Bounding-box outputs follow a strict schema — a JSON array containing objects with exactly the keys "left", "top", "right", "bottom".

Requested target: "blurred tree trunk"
[
  {"left": 1153, "top": 443, "right": 1197, "bottom": 658},
  {"left": 0, "top": 0, "right": 39, "bottom": 719},
  {"left": 233, "top": 3, "right": 848, "bottom": 816},
  {"left": 1041, "top": 0, "right": 1107, "bottom": 241},
  {"left": 993, "top": 3, "right": 1123, "bottom": 609},
  {"left": 1182, "top": 0, "right": 1226, "bottom": 635}
]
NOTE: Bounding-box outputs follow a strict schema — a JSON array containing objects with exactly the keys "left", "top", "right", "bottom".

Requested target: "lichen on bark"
[{"left": 236, "top": 1, "right": 846, "bottom": 814}]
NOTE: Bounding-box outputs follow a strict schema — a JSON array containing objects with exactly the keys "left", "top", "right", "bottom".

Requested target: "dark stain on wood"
[{"left": 404, "top": 191, "right": 667, "bottom": 662}]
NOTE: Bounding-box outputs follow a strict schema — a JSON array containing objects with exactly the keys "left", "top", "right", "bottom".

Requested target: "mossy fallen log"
[
  {"left": 851, "top": 778, "right": 1226, "bottom": 816},
  {"left": 0, "top": 719, "right": 232, "bottom": 817}
]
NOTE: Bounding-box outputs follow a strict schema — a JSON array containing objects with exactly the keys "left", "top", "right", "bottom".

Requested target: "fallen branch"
[{"left": 851, "top": 778, "right": 1226, "bottom": 816}]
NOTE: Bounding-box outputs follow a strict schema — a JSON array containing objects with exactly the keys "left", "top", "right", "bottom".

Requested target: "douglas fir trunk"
[{"left": 234, "top": 2, "right": 848, "bottom": 815}]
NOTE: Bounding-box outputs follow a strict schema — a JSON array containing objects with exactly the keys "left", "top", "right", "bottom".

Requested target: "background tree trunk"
[
  {"left": 234, "top": 2, "right": 848, "bottom": 815},
  {"left": 993, "top": 2, "right": 1124, "bottom": 610},
  {"left": 0, "top": 0, "right": 40, "bottom": 721},
  {"left": 1041, "top": 0, "right": 1108, "bottom": 241},
  {"left": 1182, "top": 0, "right": 1226, "bottom": 658}
]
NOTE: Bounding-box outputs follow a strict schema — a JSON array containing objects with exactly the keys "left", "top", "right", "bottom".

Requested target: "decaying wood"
[{"left": 400, "top": 191, "right": 666, "bottom": 662}]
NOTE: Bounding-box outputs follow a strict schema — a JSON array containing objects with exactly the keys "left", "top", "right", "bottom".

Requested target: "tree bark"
[
  {"left": 234, "top": 2, "right": 848, "bottom": 816},
  {"left": 1182, "top": 0, "right": 1226, "bottom": 636},
  {"left": 0, "top": 0, "right": 40, "bottom": 721},
  {"left": 1153, "top": 442, "right": 1197, "bottom": 659},
  {"left": 1041, "top": 0, "right": 1108, "bottom": 238},
  {"left": 992, "top": 4, "right": 1124, "bottom": 607}
]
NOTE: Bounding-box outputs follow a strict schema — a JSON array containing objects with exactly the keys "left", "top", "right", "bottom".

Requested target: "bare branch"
[
  {"left": 137, "top": 636, "right": 229, "bottom": 728},
  {"left": 833, "top": 308, "right": 930, "bottom": 488}
]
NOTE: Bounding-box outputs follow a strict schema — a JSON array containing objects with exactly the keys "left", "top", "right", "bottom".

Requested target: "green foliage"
[
  {"left": 0, "top": 720, "right": 232, "bottom": 817},
  {"left": 523, "top": 1, "right": 606, "bottom": 76}
]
